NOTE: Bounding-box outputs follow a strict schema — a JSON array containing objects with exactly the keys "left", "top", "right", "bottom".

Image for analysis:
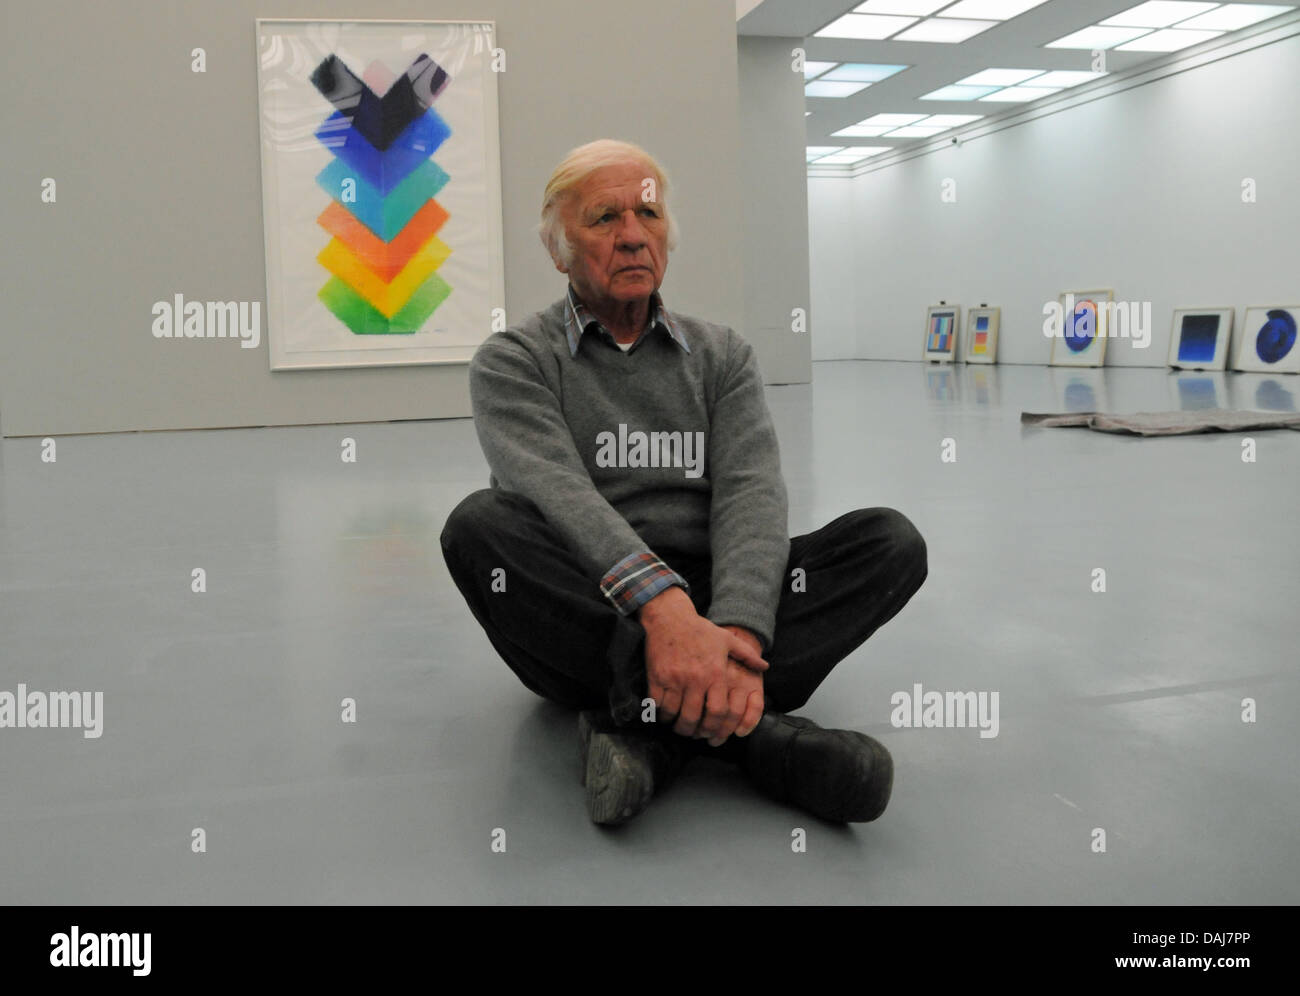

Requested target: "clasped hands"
[{"left": 638, "top": 586, "right": 767, "bottom": 747}]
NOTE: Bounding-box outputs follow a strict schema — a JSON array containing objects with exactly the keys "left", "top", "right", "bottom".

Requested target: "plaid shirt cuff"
[{"left": 600, "top": 551, "right": 690, "bottom": 616}]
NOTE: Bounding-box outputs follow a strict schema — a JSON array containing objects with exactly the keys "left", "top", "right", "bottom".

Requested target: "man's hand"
[
  {"left": 722, "top": 624, "right": 763, "bottom": 663},
  {"left": 713, "top": 624, "right": 765, "bottom": 741},
  {"left": 638, "top": 587, "right": 767, "bottom": 746}
]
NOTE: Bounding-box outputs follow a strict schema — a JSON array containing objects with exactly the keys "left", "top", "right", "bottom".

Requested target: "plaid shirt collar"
[{"left": 563, "top": 283, "right": 691, "bottom": 358}]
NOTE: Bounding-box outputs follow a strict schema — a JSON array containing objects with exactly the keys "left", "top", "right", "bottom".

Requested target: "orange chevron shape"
[
  {"left": 316, "top": 199, "right": 450, "bottom": 283},
  {"left": 317, "top": 235, "right": 453, "bottom": 318}
]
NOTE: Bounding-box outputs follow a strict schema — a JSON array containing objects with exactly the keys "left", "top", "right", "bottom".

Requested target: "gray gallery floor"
[{"left": 1, "top": 360, "right": 1297, "bottom": 904}]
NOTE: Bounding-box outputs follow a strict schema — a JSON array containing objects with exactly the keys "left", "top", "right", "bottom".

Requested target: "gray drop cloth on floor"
[{"left": 1020, "top": 408, "right": 1300, "bottom": 436}]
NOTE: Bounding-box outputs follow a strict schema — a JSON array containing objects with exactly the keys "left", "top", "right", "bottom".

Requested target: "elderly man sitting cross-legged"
[{"left": 440, "top": 138, "right": 927, "bottom": 826}]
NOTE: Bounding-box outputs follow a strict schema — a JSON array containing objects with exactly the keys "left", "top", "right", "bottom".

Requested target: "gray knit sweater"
[{"left": 467, "top": 291, "right": 789, "bottom": 650}]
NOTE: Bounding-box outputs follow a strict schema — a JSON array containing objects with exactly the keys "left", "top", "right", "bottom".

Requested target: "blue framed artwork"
[{"left": 1167, "top": 308, "right": 1232, "bottom": 371}]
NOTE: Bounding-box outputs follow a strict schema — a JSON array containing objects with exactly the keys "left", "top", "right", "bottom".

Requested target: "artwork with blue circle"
[
  {"left": 1234, "top": 306, "right": 1300, "bottom": 374},
  {"left": 1256, "top": 310, "right": 1297, "bottom": 364},
  {"left": 1051, "top": 289, "right": 1112, "bottom": 367},
  {"left": 1066, "top": 299, "right": 1098, "bottom": 352}
]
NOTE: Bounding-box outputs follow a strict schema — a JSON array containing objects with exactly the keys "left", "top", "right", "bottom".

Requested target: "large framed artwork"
[{"left": 256, "top": 19, "right": 505, "bottom": 370}]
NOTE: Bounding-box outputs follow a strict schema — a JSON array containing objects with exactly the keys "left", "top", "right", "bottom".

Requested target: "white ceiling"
[{"left": 738, "top": 1, "right": 1296, "bottom": 149}]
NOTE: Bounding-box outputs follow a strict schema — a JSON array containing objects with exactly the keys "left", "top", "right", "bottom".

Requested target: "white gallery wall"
[
  {"left": 808, "top": 30, "right": 1300, "bottom": 366},
  {"left": 738, "top": 36, "right": 813, "bottom": 386},
  {"left": 1, "top": 0, "right": 754, "bottom": 437}
]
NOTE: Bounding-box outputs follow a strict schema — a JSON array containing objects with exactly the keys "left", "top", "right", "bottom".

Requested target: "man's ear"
[{"left": 548, "top": 232, "right": 569, "bottom": 274}]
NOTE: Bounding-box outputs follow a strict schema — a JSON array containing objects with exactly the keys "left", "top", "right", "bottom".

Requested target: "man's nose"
[{"left": 615, "top": 210, "right": 649, "bottom": 247}]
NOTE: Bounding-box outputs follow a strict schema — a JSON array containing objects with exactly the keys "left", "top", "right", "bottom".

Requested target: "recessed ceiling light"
[
  {"left": 1174, "top": 3, "right": 1294, "bottom": 30},
  {"left": 1101, "top": 1, "right": 1218, "bottom": 28},
  {"left": 893, "top": 17, "right": 999, "bottom": 41},
  {"left": 979, "top": 85, "right": 1062, "bottom": 101},
  {"left": 820, "top": 63, "right": 910, "bottom": 82},
  {"left": 920, "top": 84, "right": 1001, "bottom": 99},
  {"left": 805, "top": 146, "right": 844, "bottom": 161},
  {"left": 1045, "top": 25, "right": 1155, "bottom": 48},
  {"left": 922, "top": 113, "right": 984, "bottom": 126},
  {"left": 886, "top": 125, "right": 948, "bottom": 137},
  {"left": 1115, "top": 27, "right": 1223, "bottom": 49},
  {"left": 814, "top": 13, "right": 919, "bottom": 38},
  {"left": 957, "top": 68, "right": 1046, "bottom": 86},
  {"left": 805, "top": 80, "right": 873, "bottom": 97},
  {"left": 864, "top": 112, "right": 929, "bottom": 125},
  {"left": 936, "top": 0, "right": 1051, "bottom": 19},
  {"left": 853, "top": 0, "right": 950, "bottom": 13},
  {"left": 832, "top": 123, "right": 894, "bottom": 135},
  {"left": 802, "top": 61, "right": 838, "bottom": 79},
  {"left": 832, "top": 124, "right": 895, "bottom": 136},
  {"left": 815, "top": 148, "right": 893, "bottom": 164},
  {"left": 1029, "top": 70, "right": 1107, "bottom": 87}
]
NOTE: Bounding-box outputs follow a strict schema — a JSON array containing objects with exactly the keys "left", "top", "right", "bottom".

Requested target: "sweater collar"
[{"left": 563, "top": 283, "right": 691, "bottom": 357}]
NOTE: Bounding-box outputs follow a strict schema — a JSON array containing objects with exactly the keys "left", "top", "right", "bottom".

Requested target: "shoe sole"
[{"left": 579, "top": 712, "right": 655, "bottom": 826}]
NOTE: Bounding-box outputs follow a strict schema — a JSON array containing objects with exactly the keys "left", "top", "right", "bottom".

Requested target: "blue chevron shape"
[
  {"left": 315, "top": 157, "right": 451, "bottom": 241},
  {"left": 311, "top": 54, "right": 451, "bottom": 151},
  {"left": 315, "top": 107, "right": 450, "bottom": 193}
]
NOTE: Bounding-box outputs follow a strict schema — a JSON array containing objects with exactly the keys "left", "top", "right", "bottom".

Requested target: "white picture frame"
[
  {"left": 1050, "top": 289, "right": 1112, "bottom": 367},
  {"left": 964, "top": 306, "right": 999, "bottom": 364},
  {"left": 1167, "top": 307, "right": 1233, "bottom": 371},
  {"left": 1232, "top": 306, "right": 1300, "bottom": 374},
  {"left": 923, "top": 304, "right": 960, "bottom": 363},
  {"left": 256, "top": 18, "right": 505, "bottom": 370}
]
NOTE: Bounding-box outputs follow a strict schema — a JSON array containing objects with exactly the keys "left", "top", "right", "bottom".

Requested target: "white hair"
[{"left": 538, "top": 139, "right": 680, "bottom": 268}]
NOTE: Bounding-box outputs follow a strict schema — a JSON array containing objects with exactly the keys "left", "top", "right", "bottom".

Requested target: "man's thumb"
[{"left": 728, "top": 637, "right": 769, "bottom": 672}]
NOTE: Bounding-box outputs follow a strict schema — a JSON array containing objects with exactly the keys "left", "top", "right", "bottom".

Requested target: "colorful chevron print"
[{"left": 310, "top": 54, "right": 454, "bottom": 335}]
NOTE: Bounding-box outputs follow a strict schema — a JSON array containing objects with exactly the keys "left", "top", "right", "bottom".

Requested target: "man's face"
[{"left": 556, "top": 160, "right": 669, "bottom": 309}]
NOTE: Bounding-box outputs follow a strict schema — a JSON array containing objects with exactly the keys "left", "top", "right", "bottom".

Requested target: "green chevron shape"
[{"left": 318, "top": 272, "right": 453, "bottom": 334}]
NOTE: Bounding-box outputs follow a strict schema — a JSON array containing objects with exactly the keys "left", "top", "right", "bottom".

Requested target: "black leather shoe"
[
  {"left": 739, "top": 712, "right": 893, "bottom": 823},
  {"left": 578, "top": 709, "right": 692, "bottom": 826}
]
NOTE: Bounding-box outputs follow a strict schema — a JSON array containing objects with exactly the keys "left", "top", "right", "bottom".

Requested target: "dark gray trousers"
[{"left": 440, "top": 489, "right": 927, "bottom": 725}]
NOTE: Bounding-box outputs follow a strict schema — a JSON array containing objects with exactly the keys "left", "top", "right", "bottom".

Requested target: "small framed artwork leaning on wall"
[
  {"left": 924, "top": 303, "right": 960, "bottom": 363},
  {"left": 1050, "top": 289, "right": 1112, "bottom": 367},
  {"left": 1232, "top": 306, "right": 1300, "bottom": 374},
  {"left": 964, "top": 306, "right": 999, "bottom": 364},
  {"left": 1167, "top": 308, "right": 1233, "bottom": 371}
]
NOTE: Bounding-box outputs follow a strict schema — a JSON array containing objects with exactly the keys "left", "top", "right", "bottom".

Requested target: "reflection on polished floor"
[{"left": 1, "top": 361, "right": 1297, "bottom": 904}]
